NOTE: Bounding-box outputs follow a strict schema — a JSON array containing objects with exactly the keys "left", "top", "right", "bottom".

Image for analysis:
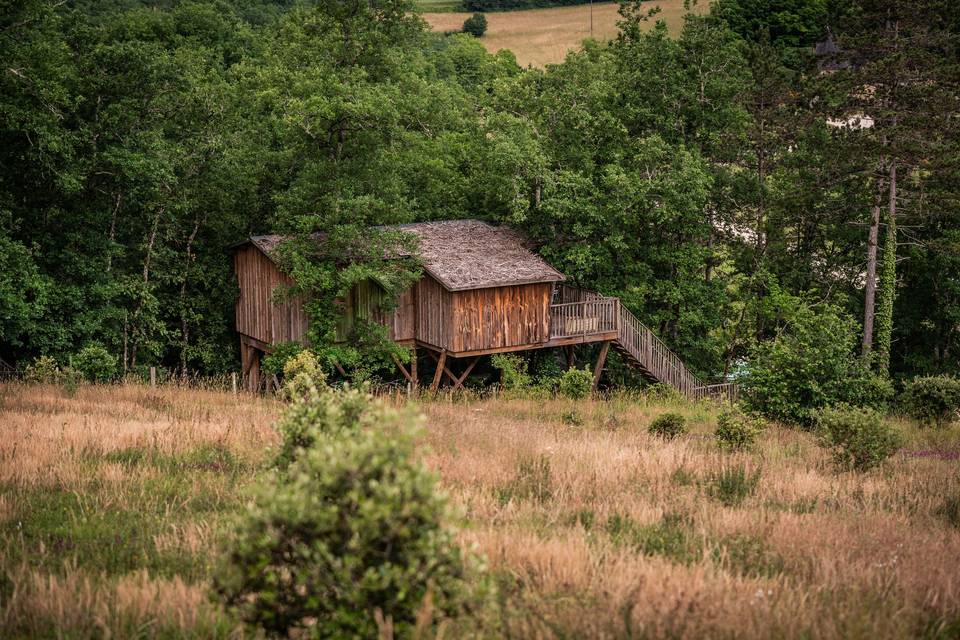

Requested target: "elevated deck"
[{"left": 542, "top": 286, "right": 736, "bottom": 402}]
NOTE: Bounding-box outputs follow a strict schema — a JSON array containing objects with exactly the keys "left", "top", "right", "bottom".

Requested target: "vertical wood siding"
[
  {"left": 416, "top": 274, "right": 451, "bottom": 348},
  {"left": 390, "top": 286, "right": 416, "bottom": 341},
  {"left": 450, "top": 283, "right": 551, "bottom": 353},
  {"left": 234, "top": 245, "right": 308, "bottom": 345},
  {"left": 334, "top": 279, "right": 416, "bottom": 343}
]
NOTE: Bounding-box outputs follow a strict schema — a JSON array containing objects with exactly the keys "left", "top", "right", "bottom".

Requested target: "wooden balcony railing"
[{"left": 549, "top": 297, "right": 619, "bottom": 339}]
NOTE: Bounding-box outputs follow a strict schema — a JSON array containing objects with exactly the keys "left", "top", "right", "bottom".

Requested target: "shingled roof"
[
  {"left": 393, "top": 220, "right": 564, "bottom": 291},
  {"left": 236, "top": 220, "right": 565, "bottom": 292}
]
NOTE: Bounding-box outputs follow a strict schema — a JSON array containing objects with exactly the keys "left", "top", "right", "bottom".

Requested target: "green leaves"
[
  {"left": 743, "top": 299, "right": 891, "bottom": 425},
  {"left": 217, "top": 388, "right": 468, "bottom": 637},
  {"left": 814, "top": 404, "right": 903, "bottom": 472},
  {"left": 902, "top": 376, "right": 960, "bottom": 429}
]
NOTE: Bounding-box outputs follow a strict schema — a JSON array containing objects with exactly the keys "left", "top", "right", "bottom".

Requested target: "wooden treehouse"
[{"left": 232, "top": 220, "right": 735, "bottom": 400}]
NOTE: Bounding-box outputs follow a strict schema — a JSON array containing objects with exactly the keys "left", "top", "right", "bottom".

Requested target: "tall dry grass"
[{"left": 1, "top": 382, "right": 959, "bottom": 638}]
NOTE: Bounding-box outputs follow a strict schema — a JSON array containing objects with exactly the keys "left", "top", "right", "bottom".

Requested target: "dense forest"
[{"left": 2, "top": 0, "right": 959, "bottom": 395}]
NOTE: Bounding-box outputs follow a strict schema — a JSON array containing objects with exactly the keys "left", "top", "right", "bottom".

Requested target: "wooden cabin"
[{"left": 232, "top": 220, "right": 733, "bottom": 400}]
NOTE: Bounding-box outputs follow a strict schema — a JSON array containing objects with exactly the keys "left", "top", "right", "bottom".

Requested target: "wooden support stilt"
[
  {"left": 592, "top": 341, "right": 611, "bottom": 391},
  {"left": 248, "top": 350, "right": 261, "bottom": 393},
  {"left": 231, "top": 372, "right": 237, "bottom": 395},
  {"left": 567, "top": 345, "right": 576, "bottom": 370},
  {"left": 427, "top": 348, "right": 459, "bottom": 386},
  {"left": 410, "top": 348, "right": 418, "bottom": 390},
  {"left": 391, "top": 353, "right": 413, "bottom": 383},
  {"left": 430, "top": 349, "right": 447, "bottom": 393},
  {"left": 449, "top": 357, "right": 479, "bottom": 391}
]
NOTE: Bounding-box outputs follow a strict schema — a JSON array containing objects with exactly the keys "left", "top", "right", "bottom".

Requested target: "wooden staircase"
[{"left": 550, "top": 286, "right": 737, "bottom": 402}]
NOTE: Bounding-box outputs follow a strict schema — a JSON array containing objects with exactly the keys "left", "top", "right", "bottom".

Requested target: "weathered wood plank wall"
[
  {"left": 389, "top": 286, "right": 416, "bottom": 342},
  {"left": 450, "top": 283, "right": 551, "bottom": 353},
  {"left": 415, "top": 274, "right": 451, "bottom": 348},
  {"left": 234, "top": 245, "right": 308, "bottom": 345}
]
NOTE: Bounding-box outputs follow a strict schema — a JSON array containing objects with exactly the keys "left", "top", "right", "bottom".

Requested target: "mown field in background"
[
  {"left": 2, "top": 383, "right": 960, "bottom": 638},
  {"left": 420, "top": 1, "right": 706, "bottom": 67}
]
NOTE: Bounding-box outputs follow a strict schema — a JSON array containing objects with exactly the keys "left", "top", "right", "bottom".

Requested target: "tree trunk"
[
  {"left": 130, "top": 204, "right": 163, "bottom": 369},
  {"left": 179, "top": 214, "right": 206, "bottom": 376},
  {"left": 875, "top": 162, "right": 897, "bottom": 374},
  {"left": 861, "top": 176, "right": 884, "bottom": 360},
  {"left": 106, "top": 192, "right": 121, "bottom": 274}
]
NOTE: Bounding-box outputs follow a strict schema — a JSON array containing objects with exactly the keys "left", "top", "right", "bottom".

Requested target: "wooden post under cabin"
[
  {"left": 410, "top": 347, "right": 418, "bottom": 390},
  {"left": 592, "top": 341, "right": 611, "bottom": 391},
  {"left": 430, "top": 349, "right": 447, "bottom": 392}
]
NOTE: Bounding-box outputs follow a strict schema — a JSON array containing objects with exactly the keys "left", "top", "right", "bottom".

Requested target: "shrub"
[
  {"left": 561, "top": 408, "right": 584, "bottom": 426},
  {"left": 261, "top": 341, "right": 304, "bottom": 376},
  {"left": 902, "top": 375, "right": 960, "bottom": 428},
  {"left": 647, "top": 383, "right": 683, "bottom": 403},
  {"left": 714, "top": 410, "right": 763, "bottom": 450},
  {"left": 648, "top": 412, "right": 686, "bottom": 440},
  {"left": 216, "top": 394, "right": 467, "bottom": 638},
  {"left": 742, "top": 301, "right": 890, "bottom": 426},
  {"left": 491, "top": 353, "right": 530, "bottom": 391},
  {"left": 274, "top": 385, "right": 378, "bottom": 470},
  {"left": 281, "top": 349, "right": 327, "bottom": 401},
  {"left": 24, "top": 355, "right": 61, "bottom": 383},
  {"left": 707, "top": 464, "right": 761, "bottom": 507},
  {"left": 814, "top": 404, "right": 903, "bottom": 472},
  {"left": 531, "top": 352, "right": 564, "bottom": 391},
  {"left": 463, "top": 13, "right": 487, "bottom": 37},
  {"left": 558, "top": 366, "right": 592, "bottom": 399},
  {"left": 70, "top": 344, "right": 117, "bottom": 383}
]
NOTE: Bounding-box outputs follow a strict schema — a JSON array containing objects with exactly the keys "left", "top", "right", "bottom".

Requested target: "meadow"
[
  {"left": 1, "top": 382, "right": 960, "bottom": 638},
  {"left": 420, "top": 1, "right": 705, "bottom": 67}
]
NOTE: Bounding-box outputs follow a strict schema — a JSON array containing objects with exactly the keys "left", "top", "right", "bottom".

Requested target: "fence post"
[
  {"left": 231, "top": 372, "right": 237, "bottom": 395},
  {"left": 149, "top": 366, "right": 156, "bottom": 388}
]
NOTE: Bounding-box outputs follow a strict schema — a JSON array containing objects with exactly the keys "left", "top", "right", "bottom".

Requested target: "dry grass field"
[
  {"left": 421, "top": 1, "right": 707, "bottom": 67},
  {"left": 2, "top": 382, "right": 960, "bottom": 638}
]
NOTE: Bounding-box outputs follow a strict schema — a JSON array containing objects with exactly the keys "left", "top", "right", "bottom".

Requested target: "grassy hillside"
[
  {"left": 420, "top": 1, "right": 706, "bottom": 67},
  {"left": 2, "top": 382, "right": 959, "bottom": 637},
  {"left": 416, "top": 0, "right": 465, "bottom": 11}
]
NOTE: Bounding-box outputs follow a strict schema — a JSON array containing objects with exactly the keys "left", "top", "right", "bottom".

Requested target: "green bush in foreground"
[
  {"left": 648, "top": 412, "right": 686, "bottom": 440},
  {"left": 216, "top": 394, "right": 468, "bottom": 638},
  {"left": 902, "top": 375, "right": 960, "bottom": 428},
  {"left": 274, "top": 385, "right": 379, "bottom": 470},
  {"left": 815, "top": 404, "right": 903, "bottom": 472},
  {"left": 715, "top": 410, "right": 763, "bottom": 450},
  {"left": 558, "top": 366, "right": 592, "bottom": 399}
]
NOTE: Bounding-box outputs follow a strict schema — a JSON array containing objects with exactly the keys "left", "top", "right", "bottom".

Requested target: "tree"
[{"left": 463, "top": 13, "right": 487, "bottom": 38}]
